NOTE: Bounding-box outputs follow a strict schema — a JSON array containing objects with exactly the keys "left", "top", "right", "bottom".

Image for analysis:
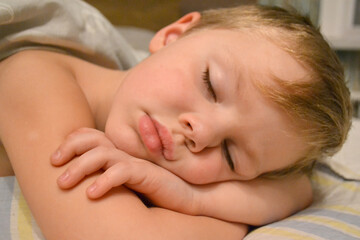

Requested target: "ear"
[{"left": 149, "top": 12, "right": 201, "bottom": 53}]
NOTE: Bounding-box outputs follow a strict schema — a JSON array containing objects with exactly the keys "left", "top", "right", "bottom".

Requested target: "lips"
[{"left": 138, "top": 114, "right": 174, "bottom": 160}]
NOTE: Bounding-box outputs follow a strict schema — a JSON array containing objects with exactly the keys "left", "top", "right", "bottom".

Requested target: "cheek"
[
  {"left": 106, "top": 122, "right": 133, "bottom": 153},
  {"left": 128, "top": 61, "right": 198, "bottom": 107},
  {"left": 180, "top": 154, "right": 224, "bottom": 184},
  {"left": 105, "top": 109, "right": 147, "bottom": 160}
]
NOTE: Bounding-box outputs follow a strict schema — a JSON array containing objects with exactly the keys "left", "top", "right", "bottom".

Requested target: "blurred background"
[
  {"left": 84, "top": 0, "right": 359, "bottom": 117},
  {"left": 84, "top": 0, "right": 256, "bottom": 31},
  {"left": 83, "top": 0, "right": 318, "bottom": 31}
]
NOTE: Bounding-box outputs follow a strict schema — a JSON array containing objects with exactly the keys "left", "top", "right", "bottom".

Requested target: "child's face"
[{"left": 105, "top": 29, "right": 309, "bottom": 184}]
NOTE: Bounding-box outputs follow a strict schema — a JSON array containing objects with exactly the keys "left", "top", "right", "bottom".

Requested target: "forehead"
[{"left": 211, "top": 29, "right": 306, "bottom": 80}]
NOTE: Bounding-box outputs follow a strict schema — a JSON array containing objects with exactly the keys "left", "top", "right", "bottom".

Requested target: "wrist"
[
  {"left": 188, "top": 186, "right": 207, "bottom": 216},
  {"left": 167, "top": 183, "right": 205, "bottom": 216}
]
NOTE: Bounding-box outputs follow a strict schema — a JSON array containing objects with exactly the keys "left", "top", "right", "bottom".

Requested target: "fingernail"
[
  {"left": 88, "top": 183, "right": 97, "bottom": 193},
  {"left": 58, "top": 171, "right": 69, "bottom": 182},
  {"left": 52, "top": 150, "right": 61, "bottom": 161}
]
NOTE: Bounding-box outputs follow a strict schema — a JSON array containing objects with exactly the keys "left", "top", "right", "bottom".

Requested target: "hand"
[
  {"left": 51, "top": 127, "right": 117, "bottom": 192},
  {"left": 51, "top": 128, "right": 201, "bottom": 215}
]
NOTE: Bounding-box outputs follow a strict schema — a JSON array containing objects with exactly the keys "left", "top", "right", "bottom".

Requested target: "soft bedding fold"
[{"left": 0, "top": 0, "right": 138, "bottom": 69}]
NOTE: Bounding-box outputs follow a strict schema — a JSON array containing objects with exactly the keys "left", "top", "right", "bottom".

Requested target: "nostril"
[{"left": 187, "top": 122, "right": 193, "bottom": 131}]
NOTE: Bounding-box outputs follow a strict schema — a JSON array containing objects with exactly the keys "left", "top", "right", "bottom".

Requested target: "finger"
[
  {"left": 86, "top": 159, "right": 169, "bottom": 199},
  {"left": 86, "top": 163, "right": 130, "bottom": 199},
  {"left": 51, "top": 128, "right": 113, "bottom": 166},
  {"left": 57, "top": 146, "right": 115, "bottom": 189}
]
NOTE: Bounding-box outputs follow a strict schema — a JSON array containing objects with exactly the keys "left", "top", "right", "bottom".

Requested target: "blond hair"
[{"left": 186, "top": 5, "right": 352, "bottom": 178}]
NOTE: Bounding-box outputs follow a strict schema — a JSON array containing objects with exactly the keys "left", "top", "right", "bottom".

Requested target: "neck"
[
  {"left": 94, "top": 70, "right": 127, "bottom": 131},
  {"left": 75, "top": 63, "right": 127, "bottom": 131}
]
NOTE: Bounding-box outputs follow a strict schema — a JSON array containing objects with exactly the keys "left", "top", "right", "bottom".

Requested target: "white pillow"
[{"left": 325, "top": 118, "right": 360, "bottom": 180}]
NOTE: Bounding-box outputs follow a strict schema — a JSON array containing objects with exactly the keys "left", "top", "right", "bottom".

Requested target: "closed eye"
[
  {"left": 202, "top": 68, "right": 217, "bottom": 101},
  {"left": 222, "top": 140, "right": 234, "bottom": 171}
]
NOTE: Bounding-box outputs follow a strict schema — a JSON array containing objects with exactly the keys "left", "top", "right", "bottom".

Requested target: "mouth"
[{"left": 138, "top": 114, "right": 174, "bottom": 160}]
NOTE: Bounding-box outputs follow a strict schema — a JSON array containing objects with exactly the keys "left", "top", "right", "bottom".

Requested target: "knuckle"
[
  {"left": 97, "top": 172, "right": 111, "bottom": 186},
  {"left": 67, "top": 161, "right": 81, "bottom": 174},
  {"left": 77, "top": 127, "right": 91, "bottom": 133},
  {"left": 68, "top": 159, "right": 89, "bottom": 177},
  {"left": 94, "top": 137, "right": 107, "bottom": 146},
  {"left": 91, "top": 146, "right": 115, "bottom": 162},
  {"left": 108, "top": 163, "right": 124, "bottom": 176},
  {"left": 67, "top": 128, "right": 90, "bottom": 139},
  {"left": 65, "top": 131, "right": 79, "bottom": 142},
  {"left": 93, "top": 145, "right": 109, "bottom": 155},
  {"left": 96, "top": 134, "right": 112, "bottom": 145}
]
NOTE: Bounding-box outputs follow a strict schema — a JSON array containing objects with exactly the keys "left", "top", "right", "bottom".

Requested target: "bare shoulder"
[
  {"left": 0, "top": 50, "right": 93, "bottom": 151},
  {"left": 0, "top": 50, "right": 81, "bottom": 97},
  {"left": 0, "top": 50, "right": 80, "bottom": 106},
  {"left": 0, "top": 49, "right": 75, "bottom": 76}
]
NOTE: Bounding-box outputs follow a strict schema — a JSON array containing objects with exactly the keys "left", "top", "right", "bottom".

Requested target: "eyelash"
[
  {"left": 202, "top": 68, "right": 217, "bottom": 101},
  {"left": 202, "top": 70, "right": 232, "bottom": 170},
  {"left": 223, "top": 140, "right": 235, "bottom": 171}
]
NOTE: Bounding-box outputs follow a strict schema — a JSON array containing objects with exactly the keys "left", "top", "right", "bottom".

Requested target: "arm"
[
  {"left": 195, "top": 174, "right": 312, "bottom": 225},
  {"left": 52, "top": 128, "right": 313, "bottom": 225},
  {"left": 0, "top": 50, "right": 247, "bottom": 240}
]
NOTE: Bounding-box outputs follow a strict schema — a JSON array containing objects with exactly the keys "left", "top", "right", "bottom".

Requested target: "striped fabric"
[
  {"left": 245, "top": 164, "right": 360, "bottom": 240},
  {"left": 1, "top": 164, "right": 359, "bottom": 240},
  {"left": 0, "top": 177, "right": 44, "bottom": 240}
]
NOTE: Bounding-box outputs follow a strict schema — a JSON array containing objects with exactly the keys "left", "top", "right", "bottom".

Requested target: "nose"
[{"left": 178, "top": 113, "right": 222, "bottom": 152}]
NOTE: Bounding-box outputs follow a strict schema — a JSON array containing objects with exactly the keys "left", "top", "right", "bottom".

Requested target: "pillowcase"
[{"left": 325, "top": 118, "right": 360, "bottom": 180}]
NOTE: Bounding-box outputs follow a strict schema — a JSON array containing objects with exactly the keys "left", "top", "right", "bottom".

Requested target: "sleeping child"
[
  {"left": 0, "top": 1, "right": 351, "bottom": 239},
  {"left": 50, "top": 4, "right": 351, "bottom": 225}
]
